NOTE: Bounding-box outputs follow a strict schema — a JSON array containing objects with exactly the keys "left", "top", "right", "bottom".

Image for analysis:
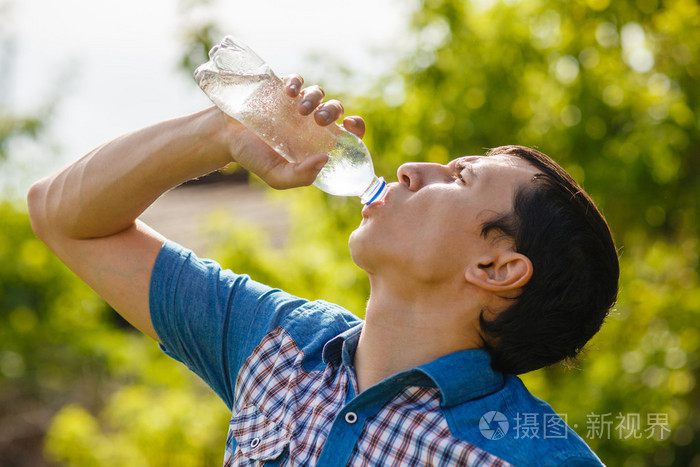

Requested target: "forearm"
[{"left": 28, "top": 107, "right": 232, "bottom": 241}]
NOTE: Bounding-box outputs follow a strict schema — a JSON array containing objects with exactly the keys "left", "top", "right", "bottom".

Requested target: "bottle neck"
[{"left": 360, "top": 176, "right": 388, "bottom": 205}]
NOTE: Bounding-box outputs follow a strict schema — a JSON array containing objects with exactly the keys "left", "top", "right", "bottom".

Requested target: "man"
[{"left": 28, "top": 75, "right": 618, "bottom": 466}]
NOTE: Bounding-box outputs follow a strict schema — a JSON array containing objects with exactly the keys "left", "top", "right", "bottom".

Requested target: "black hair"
[{"left": 478, "top": 145, "right": 620, "bottom": 375}]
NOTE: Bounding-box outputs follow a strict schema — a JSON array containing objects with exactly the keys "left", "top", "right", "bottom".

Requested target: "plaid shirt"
[
  {"left": 150, "top": 241, "right": 603, "bottom": 466},
  {"left": 224, "top": 326, "right": 509, "bottom": 466}
]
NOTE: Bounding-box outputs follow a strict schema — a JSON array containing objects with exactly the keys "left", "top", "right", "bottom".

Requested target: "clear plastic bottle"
[{"left": 194, "top": 36, "right": 388, "bottom": 205}]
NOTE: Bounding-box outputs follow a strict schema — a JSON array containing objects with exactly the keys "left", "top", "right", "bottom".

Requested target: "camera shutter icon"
[{"left": 479, "top": 411, "right": 509, "bottom": 440}]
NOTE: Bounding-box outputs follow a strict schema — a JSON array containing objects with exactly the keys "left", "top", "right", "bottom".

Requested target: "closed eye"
[
  {"left": 453, "top": 160, "right": 472, "bottom": 184},
  {"left": 453, "top": 159, "right": 480, "bottom": 186}
]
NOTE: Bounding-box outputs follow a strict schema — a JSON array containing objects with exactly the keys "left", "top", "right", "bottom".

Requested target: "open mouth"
[{"left": 361, "top": 186, "right": 391, "bottom": 218}]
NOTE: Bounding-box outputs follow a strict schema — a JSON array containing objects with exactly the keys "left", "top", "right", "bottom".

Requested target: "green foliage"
[
  {"left": 0, "top": 201, "right": 107, "bottom": 394},
  {"left": 0, "top": 202, "right": 229, "bottom": 464},
  {"left": 175, "top": 0, "right": 224, "bottom": 76},
  {"left": 2, "top": 0, "right": 699, "bottom": 465},
  {"left": 351, "top": 0, "right": 700, "bottom": 244},
  {"left": 44, "top": 339, "right": 228, "bottom": 466},
  {"left": 0, "top": 201, "right": 109, "bottom": 461},
  {"left": 0, "top": 115, "right": 43, "bottom": 162}
]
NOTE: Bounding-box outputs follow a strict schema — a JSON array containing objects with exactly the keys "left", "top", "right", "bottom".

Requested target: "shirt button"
[
  {"left": 345, "top": 411, "right": 358, "bottom": 424},
  {"left": 250, "top": 437, "right": 261, "bottom": 448}
]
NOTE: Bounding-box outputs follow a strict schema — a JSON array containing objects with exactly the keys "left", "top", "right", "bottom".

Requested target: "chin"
[
  {"left": 348, "top": 227, "right": 377, "bottom": 272},
  {"left": 348, "top": 229, "right": 364, "bottom": 267}
]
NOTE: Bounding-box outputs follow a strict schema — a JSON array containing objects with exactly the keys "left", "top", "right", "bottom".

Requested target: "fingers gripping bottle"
[{"left": 194, "top": 36, "right": 388, "bottom": 205}]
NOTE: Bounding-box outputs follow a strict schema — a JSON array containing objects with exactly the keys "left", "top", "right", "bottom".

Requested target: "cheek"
[
  {"left": 348, "top": 216, "right": 420, "bottom": 271},
  {"left": 413, "top": 210, "right": 486, "bottom": 258},
  {"left": 349, "top": 197, "right": 476, "bottom": 267},
  {"left": 395, "top": 218, "right": 471, "bottom": 268}
]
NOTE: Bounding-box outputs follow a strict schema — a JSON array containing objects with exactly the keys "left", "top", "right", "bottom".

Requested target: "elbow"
[{"left": 26, "top": 179, "right": 50, "bottom": 242}]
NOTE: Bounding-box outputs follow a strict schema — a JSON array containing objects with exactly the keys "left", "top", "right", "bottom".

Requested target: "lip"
[
  {"left": 361, "top": 183, "right": 394, "bottom": 217},
  {"left": 361, "top": 202, "right": 380, "bottom": 217}
]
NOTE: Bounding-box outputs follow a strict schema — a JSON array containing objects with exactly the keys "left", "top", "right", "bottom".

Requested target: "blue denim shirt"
[{"left": 150, "top": 241, "right": 603, "bottom": 466}]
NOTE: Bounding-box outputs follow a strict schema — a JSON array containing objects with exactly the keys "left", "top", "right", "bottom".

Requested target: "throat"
[{"left": 353, "top": 300, "right": 482, "bottom": 393}]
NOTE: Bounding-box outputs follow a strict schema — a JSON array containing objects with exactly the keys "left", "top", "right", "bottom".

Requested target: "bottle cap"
[{"left": 362, "top": 177, "right": 387, "bottom": 205}]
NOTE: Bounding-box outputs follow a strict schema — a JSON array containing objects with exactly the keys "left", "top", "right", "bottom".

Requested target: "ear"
[{"left": 464, "top": 252, "right": 533, "bottom": 292}]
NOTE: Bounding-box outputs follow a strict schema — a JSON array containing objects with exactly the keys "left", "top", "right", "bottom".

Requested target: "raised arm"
[{"left": 27, "top": 76, "right": 362, "bottom": 341}]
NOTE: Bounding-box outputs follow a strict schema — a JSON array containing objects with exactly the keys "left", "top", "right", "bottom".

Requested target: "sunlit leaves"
[
  {"left": 2, "top": 0, "right": 699, "bottom": 464},
  {"left": 355, "top": 0, "right": 700, "bottom": 237}
]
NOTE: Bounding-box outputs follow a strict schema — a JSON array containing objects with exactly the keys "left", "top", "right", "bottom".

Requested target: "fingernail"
[
  {"left": 301, "top": 101, "right": 313, "bottom": 113},
  {"left": 289, "top": 83, "right": 298, "bottom": 94},
  {"left": 316, "top": 110, "right": 329, "bottom": 122}
]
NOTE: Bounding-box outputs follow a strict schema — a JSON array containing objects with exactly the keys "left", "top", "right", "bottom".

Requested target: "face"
[{"left": 349, "top": 154, "right": 539, "bottom": 282}]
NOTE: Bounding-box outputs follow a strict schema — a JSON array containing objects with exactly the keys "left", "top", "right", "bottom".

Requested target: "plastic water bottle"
[{"left": 194, "top": 36, "right": 388, "bottom": 205}]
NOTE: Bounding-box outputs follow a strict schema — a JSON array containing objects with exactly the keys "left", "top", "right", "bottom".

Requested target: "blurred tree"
[
  {"left": 0, "top": 2, "right": 44, "bottom": 164},
  {"left": 0, "top": 202, "right": 106, "bottom": 464},
  {"left": 7, "top": 0, "right": 699, "bottom": 465},
  {"left": 0, "top": 4, "right": 66, "bottom": 465},
  {"left": 175, "top": 0, "right": 223, "bottom": 77},
  {"left": 354, "top": 0, "right": 700, "bottom": 244},
  {"left": 0, "top": 2, "right": 229, "bottom": 464},
  {"left": 0, "top": 179, "right": 229, "bottom": 467}
]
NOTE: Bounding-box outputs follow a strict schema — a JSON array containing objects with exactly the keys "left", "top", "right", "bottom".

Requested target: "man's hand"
[{"left": 215, "top": 74, "right": 366, "bottom": 190}]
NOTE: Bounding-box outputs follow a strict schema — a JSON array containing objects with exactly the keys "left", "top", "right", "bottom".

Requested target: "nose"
[{"left": 396, "top": 162, "right": 450, "bottom": 192}]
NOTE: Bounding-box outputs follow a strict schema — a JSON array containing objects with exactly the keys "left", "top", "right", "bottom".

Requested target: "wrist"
[{"left": 195, "top": 106, "right": 245, "bottom": 165}]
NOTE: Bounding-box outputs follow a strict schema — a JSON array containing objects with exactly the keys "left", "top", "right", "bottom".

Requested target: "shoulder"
[
  {"left": 152, "top": 240, "right": 360, "bottom": 335},
  {"left": 444, "top": 375, "right": 603, "bottom": 466},
  {"left": 232, "top": 302, "right": 361, "bottom": 412},
  {"left": 150, "top": 240, "right": 362, "bottom": 401},
  {"left": 276, "top": 299, "right": 361, "bottom": 370}
]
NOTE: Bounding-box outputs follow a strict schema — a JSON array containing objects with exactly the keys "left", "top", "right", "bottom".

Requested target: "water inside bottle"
[
  {"left": 314, "top": 131, "right": 377, "bottom": 197},
  {"left": 194, "top": 71, "right": 269, "bottom": 121},
  {"left": 195, "top": 35, "right": 388, "bottom": 203},
  {"left": 196, "top": 68, "right": 340, "bottom": 161}
]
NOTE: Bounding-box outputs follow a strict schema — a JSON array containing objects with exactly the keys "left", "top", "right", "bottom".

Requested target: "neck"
[{"left": 353, "top": 275, "right": 483, "bottom": 393}]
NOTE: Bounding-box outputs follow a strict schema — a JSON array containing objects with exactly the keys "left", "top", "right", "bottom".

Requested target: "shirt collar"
[
  {"left": 415, "top": 348, "right": 504, "bottom": 407},
  {"left": 322, "top": 323, "right": 362, "bottom": 366},
  {"left": 322, "top": 322, "right": 504, "bottom": 407}
]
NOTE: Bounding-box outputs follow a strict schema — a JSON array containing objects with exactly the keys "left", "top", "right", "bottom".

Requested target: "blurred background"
[{"left": 1, "top": 0, "right": 699, "bottom": 465}]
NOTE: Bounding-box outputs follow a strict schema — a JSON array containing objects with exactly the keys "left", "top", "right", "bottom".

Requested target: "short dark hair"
[{"left": 478, "top": 145, "right": 619, "bottom": 375}]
